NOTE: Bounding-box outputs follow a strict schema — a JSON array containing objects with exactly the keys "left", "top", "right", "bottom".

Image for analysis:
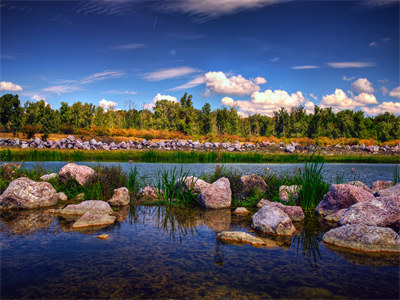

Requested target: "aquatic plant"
[
  {"left": 394, "top": 164, "right": 399, "bottom": 184},
  {"left": 128, "top": 166, "right": 141, "bottom": 198}
]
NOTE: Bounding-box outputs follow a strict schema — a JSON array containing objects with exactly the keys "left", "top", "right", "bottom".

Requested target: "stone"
[
  {"left": 0, "top": 177, "right": 58, "bottom": 210},
  {"left": 322, "top": 224, "right": 400, "bottom": 253},
  {"left": 251, "top": 205, "right": 296, "bottom": 236},
  {"left": 372, "top": 180, "right": 395, "bottom": 193},
  {"left": 239, "top": 174, "right": 268, "bottom": 194},
  {"left": 40, "top": 173, "right": 58, "bottom": 181},
  {"left": 217, "top": 231, "right": 265, "bottom": 246},
  {"left": 285, "top": 144, "right": 295, "bottom": 153},
  {"left": 197, "top": 177, "right": 231, "bottom": 209},
  {"left": 316, "top": 184, "right": 375, "bottom": 216},
  {"left": 233, "top": 207, "right": 250, "bottom": 214},
  {"left": 138, "top": 185, "right": 158, "bottom": 199},
  {"left": 97, "top": 234, "right": 109, "bottom": 240},
  {"left": 76, "top": 193, "right": 85, "bottom": 201},
  {"left": 279, "top": 185, "right": 300, "bottom": 202},
  {"left": 59, "top": 163, "right": 96, "bottom": 185},
  {"left": 72, "top": 212, "right": 116, "bottom": 229},
  {"left": 265, "top": 202, "right": 305, "bottom": 222},
  {"left": 107, "top": 187, "right": 130, "bottom": 206},
  {"left": 60, "top": 200, "right": 113, "bottom": 216},
  {"left": 176, "top": 176, "right": 210, "bottom": 194},
  {"left": 325, "top": 208, "right": 347, "bottom": 223},
  {"left": 256, "top": 198, "right": 270, "bottom": 208},
  {"left": 374, "top": 183, "right": 400, "bottom": 197},
  {"left": 338, "top": 196, "right": 400, "bottom": 231},
  {"left": 345, "top": 181, "right": 374, "bottom": 193},
  {"left": 56, "top": 192, "right": 68, "bottom": 202}
]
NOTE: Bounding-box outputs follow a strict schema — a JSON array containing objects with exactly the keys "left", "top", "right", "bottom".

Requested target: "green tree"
[{"left": 0, "top": 94, "right": 22, "bottom": 134}]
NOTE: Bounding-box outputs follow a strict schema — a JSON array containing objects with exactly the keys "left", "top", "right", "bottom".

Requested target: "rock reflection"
[
  {"left": 201, "top": 208, "right": 231, "bottom": 231},
  {"left": 0, "top": 209, "right": 54, "bottom": 234},
  {"left": 113, "top": 205, "right": 129, "bottom": 223}
]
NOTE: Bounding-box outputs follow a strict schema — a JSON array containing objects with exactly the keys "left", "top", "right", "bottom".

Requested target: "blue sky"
[{"left": 1, "top": 0, "right": 399, "bottom": 116}]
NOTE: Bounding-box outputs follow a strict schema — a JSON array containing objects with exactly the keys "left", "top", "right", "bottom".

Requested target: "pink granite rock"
[
  {"left": 197, "top": 177, "right": 231, "bottom": 209},
  {"left": 59, "top": 163, "right": 96, "bottom": 185}
]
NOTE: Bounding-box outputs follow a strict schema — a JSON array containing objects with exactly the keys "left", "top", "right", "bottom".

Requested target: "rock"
[
  {"left": 338, "top": 196, "right": 400, "bottom": 231},
  {"left": 322, "top": 224, "right": 400, "bottom": 253},
  {"left": 346, "top": 181, "right": 374, "bottom": 193},
  {"left": 256, "top": 199, "right": 270, "bottom": 208},
  {"left": 176, "top": 176, "right": 210, "bottom": 194},
  {"left": 374, "top": 183, "right": 400, "bottom": 197},
  {"left": 251, "top": 205, "right": 296, "bottom": 236},
  {"left": 285, "top": 144, "right": 295, "bottom": 153},
  {"left": 59, "top": 163, "right": 96, "bottom": 185},
  {"left": 316, "top": 184, "right": 375, "bottom": 216},
  {"left": 217, "top": 231, "right": 265, "bottom": 246},
  {"left": 107, "top": 187, "right": 130, "bottom": 206},
  {"left": 233, "top": 207, "right": 250, "bottom": 214},
  {"left": 265, "top": 202, "right": 305, "bottom": 222},
  {"left": 239, "top": 174, "right": 268, "bottom": 194},
  {"left": 279, "top": 185, "right": 300, "bottom": 202},
  {"left": 138, "top": 185, "right": 159, "bottom": 200},
  {"left": 0, "top": 177, "right": 58, "bottom": 210},
  {"left": 372, "top": 180, "right": 394, "bottom": 192},
  {"left": 197, "top": 177, "right": 231, "bottom": 209},
  {"left": 60, "top": 200, "right": 113, "bottom": 216},
  {"left": 56, "top": 192, "right": 68, "bottom": 202},
  {"left": 76, "top": 193, "right": 85, "bottom": 201},
  {"left": 40, "top": 173, "right": 58, "bottom": 181},
  {"left": 72, "top": 212, "right": 116, "bottom": 229},
  {"left": 97, "top": 234, "right": 109, "bottom": 240},
  {"left": 325, "top": 208, "right": 347, "bottom": 223}
]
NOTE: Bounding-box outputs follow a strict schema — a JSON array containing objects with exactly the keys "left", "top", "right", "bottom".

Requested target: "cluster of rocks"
[{"left": 1, "top": 136, "right": 399, "bottom": 153}]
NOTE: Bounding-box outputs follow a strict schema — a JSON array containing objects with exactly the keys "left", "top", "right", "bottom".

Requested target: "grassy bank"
[{"left": 1, "top": 148, "right": 399, "bottom": 164}]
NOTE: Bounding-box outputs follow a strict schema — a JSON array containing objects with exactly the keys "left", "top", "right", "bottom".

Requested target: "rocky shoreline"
[{"left": 1, "top": 135, "right": 399, "bottom": 154}]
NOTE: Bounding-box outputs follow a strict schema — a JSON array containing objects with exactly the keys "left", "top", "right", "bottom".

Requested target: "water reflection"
[{"left": 0, "top": 210, "right": 54, "bottom": 235}]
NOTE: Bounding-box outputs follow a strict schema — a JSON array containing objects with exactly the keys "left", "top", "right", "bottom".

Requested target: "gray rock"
[
  {"left": 233, "top": 207, "right": 250, "bottom": 214},
  {"left": 197, "top": 177, "right": 231, "bottom": 209},
  {"left": 240, "top": 174, "right": 268, "bottom": 194},
  {"left": 371, "top": 180, "right": 394, "bottom": 192},
  {"left": 256, "top": 199, "right": 270, "bottom": 208},
  {"left": 325, "top": 208, "right": 347, "bottom": 223},
  {"left": 176, "top": 176, "right": 210, "bottom": 194},
  {"left": 107, "top": 187, "right": 130, "bottom": 206},
  {"left": 374, "top": 183, "right": 400, "bottom": 197},
  {"left": 279, "top": 185, "right": 300, "bottom": 203},
  {"left": 40, "top": 173, "right": 58, "bottom": 181},
  {"left": 60, "top": 200, "right": 113, "bottom": 216},
  {"left": 285, "top": 145, "right": 295, "bottom": 153},
  {"left": 56, "top": 192, "right": 68, "bottom": 202},
  {"left": 72, "top": 212, "right": 116, "bottom": 229},
  {"left": 59, "top": 163, "right": 96, "bottom": 185},
  {"left": 265, "top": 202, "right": 305, "bottom": 222},
  {"left": 217, "top": 231, "right": 265, "bottom": 246},
  {"left": 251, "top": 205, "right": 296, "bottom": 236},
  {"left": 346, "top": 181, "right": 374, "bottom": 194}
]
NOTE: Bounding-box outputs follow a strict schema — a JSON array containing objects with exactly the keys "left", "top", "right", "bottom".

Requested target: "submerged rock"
[
  {"left": 59, "top": 163, "right": 96, "bottom": 185},
  {"left": 0, "top": 177, "right": 58, "bottom": 210},
  {"left": 239, "top": 174, "right": 268, "bottom": 194},
  {"left": 322, "top": 224, "right": 400, "bottom": 253},
  {"left": 197, "top": 177, "right": 231, "bottom": 209},
  {"left": 217, "top": 231, "right": 265, "bottom": 246},
  {"left": 60, "top": 200, "right": 113, "bottom": 216},
  {"left": 72, "top": 212, "right": 116, "bottom": 229},
  {"left": 107, "top": 187, "right": 130, "bottom": 206},
  {"left": 97, "top": 234, "right": 110, "bottom": 240},
  {"left": 251, "top": 205, "right": 296, "bottom": 236},
  {"left": 316, "top": 184, "right": 375, "bottom": 216}
]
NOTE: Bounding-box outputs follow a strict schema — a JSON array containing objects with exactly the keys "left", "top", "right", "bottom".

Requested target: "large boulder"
[
  {"left": 217, "top": 231, "right": 265, "bottom": 246},
  {"left": 251, "top": 205, "right": 296, "bottom": 236},
  {"left": 279, "top": 185, "right": 300, "bottom": 202},
  {"left": 107, "top": 187, "right": 130, "bottom": 206},
  {"left": 325, "top": 208, "right": 347, "bottom": 223},
  {"left": 176, "top": 176, "right": 210, "bottom": 194},
  {"left": 197, "top": 177, "right": 231, "bottom": 209},
  {"left": 265, "top": 202, "right": 305, "bottom": 222},
  {"left": 322, "top": 224, "right": 400, "bottom": 253},
  {"left": 72, "top": 212, "right": 116, "bottom": 229},
  {"left": 316, "top": 184, "right": 375, "bottom": 216},
  {"left": 374, "top": 183, "right": 400, "bottom": 197},
  {"left": 371, "top": 180, "right": 394, "bottom": 192},
  {"left": 59, "top": 163, "right": 96, "bottom": 185},
  {"left": 0, "top": 177, "right": 58, "bottom": 210},
  {"left": 338, "top": 196, "right": 400, "bottom": 231},
  {"left": 239, "top": 174, "right": 268, "bottom": 194},
  {"left": 345, "top": 181, "right": 373, "bottom": 194},
  {"left": 60, "top": 200, "right": 113, "bottom": 216}
]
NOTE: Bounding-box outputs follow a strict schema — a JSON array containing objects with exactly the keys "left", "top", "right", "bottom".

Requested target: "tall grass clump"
[
  {"left": 394, "top": 164, "right": 400, "bottom": 184},
  {"left": 294, "top": 153, "right": 330, "bottom": 211},
  {"left": 128, "top": 166, "right": 141, "bottom": 197}
]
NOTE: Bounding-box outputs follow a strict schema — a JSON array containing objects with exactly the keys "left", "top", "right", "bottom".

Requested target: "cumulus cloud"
[
  {"left": 381, "top": 86, "right": 389, "bottom": 96},
  {"left": 142, "top": 93, "right": 178, "bottom": 110},
  {"left": 99, "top": 99, "right": 117, "bottom": 110},
  {"left": 0, "top": 81, "right": 23, "bottom": 91},
  {"left": 351, "top": 78, "right": 375, "bottom": 93},
  {"left": 389, "top": 86, "right": 400, "bottom": 98},
  {"left": 204, "top": 71, "right": 266, "bottom": 96},
  {"left": 327, "top": 62, "right": 376, "bottom": 68},
  {"left": 342, "top": 76, "right": 356, "bottom": 81},
  {"left": 362, "top": 102, "right": 400, "bottom": 116},
  {"left": 220, "top": 89, "right": 314, "bottom": 116},
  {"left": 144, "top": 66, "right": 198, "bottom": 81},
  {"left": 31, "top": 95, "right": 46, "bottom": 101},
  {"left": 321, "top": 89, "right": 378, "bottom": 111},
  {"left": 353, "top": 93, "right": 378, "bottom": 105},
  {"left": 169, "top": 75, "right": 205, "bottom": 91},
  {"left": 290, "top": 65, "right": 320, "bottom": 70}
]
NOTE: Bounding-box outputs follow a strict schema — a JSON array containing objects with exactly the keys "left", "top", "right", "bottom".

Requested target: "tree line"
[{"left": 1, "top": 93, "right": 399, "bottom": 142}]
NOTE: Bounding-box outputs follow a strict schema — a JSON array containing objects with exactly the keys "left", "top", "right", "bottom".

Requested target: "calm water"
[
  {"left": 1, "top": 206, "right": 399, "bottom": 299},
  {"left": 13, "top": 161, "right": 400, "bottom": 186}
]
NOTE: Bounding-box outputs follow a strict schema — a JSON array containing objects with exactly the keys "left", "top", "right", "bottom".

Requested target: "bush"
[{"left": 21, "top": 124, "right": 42, "bottom": 139}]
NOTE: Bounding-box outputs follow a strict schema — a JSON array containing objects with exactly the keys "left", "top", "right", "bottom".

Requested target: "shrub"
[{"left": 21, "top": 124, "right": 42, "bottom": 139}]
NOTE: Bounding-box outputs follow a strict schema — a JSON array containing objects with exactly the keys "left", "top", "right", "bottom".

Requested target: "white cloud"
[
  {"left": 144, "top": 66, "right": 198, "bottom": 81},
  {"left": 204, "top": 71, "right": 265, "bottom": 96},
  {"left": 389, "top": 86, "right": 400, "bottom": 98},
  {"left": 291, "top": 65, "right": 320, "bottom": 70},
  {"left": 109, "top": 43, "right": 146, "bottom": 50},
  {"left": 381, "top": 86, "right": 389, "bottom": 96},
  {"left": 0, "top": 81, "right": 23, "bottom": 91},
  {"left": 169, "top": 75, "right": 204, "bottom": 91},
  {"left": 351, "top": 78, "right": 375, "bottom": 93},
  {"left": 220, "top": 89, "right": 313, "bottom": 116},
  {"left": 99, "top": 99, "right": 117, "bottom": 110},
  {"left": 31, "top": 95, "right": 46, "bottom": 101},
  {"left": 80, "top": 70, "right": 125, "bottom": 85},
  {"left": 342, "top": 76, "right": 356, "bottom": 81},
  {"left": 362, "top": 102, "right": 400, "bottom": 116},
  {"left": 105, "top": 90, "right": 137, "bottom": 95},
  {"left": 42, "top": 85, "right": 81, "bottom": 95},
  {"left": 327, "top": 62, "right": 376, "bottom": 68},
  {"left": 321, "top": 89, "right": 358, "bottom": 110},
  {"left": 369, "top": 42, "right": 378, "bottom": 47},
  {"left": 142, "top": 93, "right": 178, "bottom": 110},
  {"left": 309, "top": 93, "right": 317, "bottom": 100},
  {"left": 353, "top": 93, "right": 378, "bottom": 105}
]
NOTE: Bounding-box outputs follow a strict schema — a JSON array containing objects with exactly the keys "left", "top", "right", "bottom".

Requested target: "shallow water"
[
  {"left": 13, "top": 161, "right": 400, "bottom": 186},
  {"left": 1, "top": 206, "right": 399, "bottom": 299}
]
